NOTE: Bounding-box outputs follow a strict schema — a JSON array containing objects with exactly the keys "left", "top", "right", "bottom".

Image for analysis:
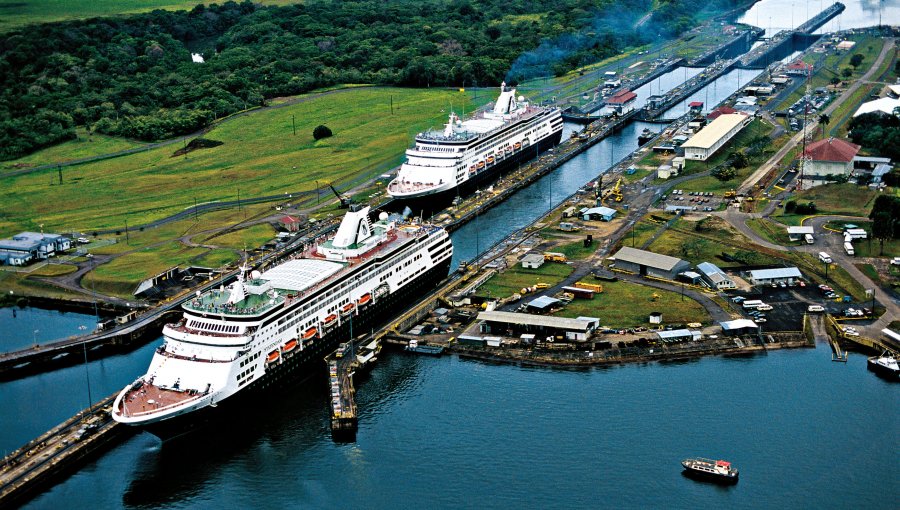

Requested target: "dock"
[
  {"left": 0, "top": 393, "right": 131, "bottom": 508},
  {"left": 327, "top": 342, "right": 358, "bottom": 440}
]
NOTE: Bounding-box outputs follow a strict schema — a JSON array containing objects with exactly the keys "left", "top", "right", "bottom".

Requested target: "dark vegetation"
[
  {"left": 869, "top": 195, "right": 900, "bottom": 255},
  {"left": 848, "top": 112, "right": 900, "bottom": 160},
  {"left": 171, "top": 137, "right": 223, "bottom": 157},
  {"left": 313, "top": 125, "right": 333, "bottom": 140},
  {"left": 0, "top": 0, "right": 731, "bottom": 160}
]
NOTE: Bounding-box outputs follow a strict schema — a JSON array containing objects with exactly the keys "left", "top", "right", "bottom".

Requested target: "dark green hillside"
[{"left": 0, "top": 0, "right": 730, "bottom": 160}]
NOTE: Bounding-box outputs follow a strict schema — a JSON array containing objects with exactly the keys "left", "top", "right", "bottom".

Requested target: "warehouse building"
[
  {"left": 612, "top": 247, "right": 690, "bottom": 279},
  {"left": 696, "top": 262, "right": 735, "bottom": 290},
  {"left": 521, "top": 253, "right": 545, "bottom": 269},
  {"left": 800, "top": 137, "right": 861, "bottom": 190},
  {"left": 682, "top": 113, "right": 750, "bottom": 161},
  {"left": 477, "top": 311, "right": 599, "bottom": 342},
  {"left": 747, "top": 267, "right": 802, "bottom": 286},
  {"left": 0, "top": 232, "right": 71, "bottom": 266}
]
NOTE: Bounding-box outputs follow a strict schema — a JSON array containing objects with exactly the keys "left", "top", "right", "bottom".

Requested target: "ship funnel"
[{"left": 332, "top": 205, "right": 372, "bottom": 248}]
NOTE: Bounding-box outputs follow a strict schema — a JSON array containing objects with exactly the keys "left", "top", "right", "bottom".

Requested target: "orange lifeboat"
[
  {"left": 283, "top": 339, "right": 298, "bottom": 353},
  {"left": 266, "top": 350, "right": 280, "bottom": 363},
  {"left": 324, "top": 314, "right": 337, "bottom": 327},
  {"left": 303, "top": 327, "right": 318, "bottom": 340},
  {"left": 476, "top": 161, "right": 485, "bottom": 169},
  {"left": 357, "top": 293, "right": 371, "bottom": 306},
  {"left": 513, "top": 141, "right": 521, "bottom": 150},
  {"left": 342, "top": 302, "right": 356, "bottom": 313},
  {"left": 486, "top": 155, "right": 495, "bottom": 165}
]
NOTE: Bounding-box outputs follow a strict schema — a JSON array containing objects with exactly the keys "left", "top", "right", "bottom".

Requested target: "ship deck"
[
  {"left": 183, "top": 223, "right": 434, "bottom": 318},
  {"left": 117, "top": 381, "right": 207, "bottom": 418}
]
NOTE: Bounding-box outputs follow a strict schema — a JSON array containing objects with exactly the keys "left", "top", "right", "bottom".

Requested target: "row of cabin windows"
[
  {"left": 237, "top": 364, "right": 257, "bottom": 380},
  {"left": 240, "top": 351, "right": 261, "bottom": 368},
  {"left": 468, "top": 119, "right": 547, "bottom": 157},
  {"left": 189, "top": 320, "right": 239, "bottom": 334}
]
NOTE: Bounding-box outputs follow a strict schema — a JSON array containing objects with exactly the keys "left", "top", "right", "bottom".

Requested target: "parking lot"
[
  {"left": 726, "top": 283, "right": 867, "bottom": 332},
  {"left": 660, "top": 189, "right": 726, "bottom": 212}
]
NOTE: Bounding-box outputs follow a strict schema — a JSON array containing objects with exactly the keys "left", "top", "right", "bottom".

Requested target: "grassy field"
[
  {"left": 197, "top": 223, "right": 275, "bottom": 250},
  {"left": 646, "top": 216, "right": 783, "bottom": 267},
  {"left": 476, "top": 263, "right": 573, "bottom": 300},
  {"left": 553, "top": 279, "right": 708, "bottom": 328},
  {"left": 554, "top": 239, "right": 597, "bottom": 261},
  {"left": 772, "top": 183, "right": 879, "bottom": 224},
  {"left": 0, "top": 0, "right": 298, "bottom": 32},
  {"left": 0, "top": 87, "right": 473, "bottom": 236},
  {"left": 774, "top": 35, "right": 886, "bottom": 112},
  {"left": 745, "top": 217, "right": 794, "bottom": 246},
  {"left": 1, "top": 128, "right": 146, "bottom": 172}
]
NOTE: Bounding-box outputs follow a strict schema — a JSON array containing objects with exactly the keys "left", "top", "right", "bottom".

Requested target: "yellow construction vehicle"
[{"left": 723, "top": 190, "right": 736, "bottom": 199}]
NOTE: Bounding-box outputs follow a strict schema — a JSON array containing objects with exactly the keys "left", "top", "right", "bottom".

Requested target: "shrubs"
[{"left": 313, "top": 125, "right": 333, "bottom": 140}]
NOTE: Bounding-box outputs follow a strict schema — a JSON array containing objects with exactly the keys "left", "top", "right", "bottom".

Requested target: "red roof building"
[
  {"left": 785, "top": 60, "right": 813, "bottom": 76},
  {"left": 803, "top": 137, "right": 861, "bottom": 162},
  {"left": 706, "top": 106, "right": 737, "bottom": 121},
  {"left": 800, "top": 137, "right": 861, "bottom": 189},
  {"left": 607, "top": 89, "right": 637, "bottom": 104},
  {"left": 280, "top": 215, "right": 303, "bottom": 232}
]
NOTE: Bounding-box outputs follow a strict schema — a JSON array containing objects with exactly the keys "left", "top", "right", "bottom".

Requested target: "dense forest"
[
  {"left": 0, "top": 0, "right": 730, "bottom": 160},
  {"left": 848, "top": 111, "right": 900, "bottom": 161}
]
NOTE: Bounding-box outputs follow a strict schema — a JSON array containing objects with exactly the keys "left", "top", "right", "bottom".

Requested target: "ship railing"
[{"left": 159, "top": 348, "right": 233, "bottom": 363}]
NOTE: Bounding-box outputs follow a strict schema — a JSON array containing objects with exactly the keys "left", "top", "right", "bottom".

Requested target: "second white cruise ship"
[{"left": 387, "top": 82, "right": 562, "bottom": 204}]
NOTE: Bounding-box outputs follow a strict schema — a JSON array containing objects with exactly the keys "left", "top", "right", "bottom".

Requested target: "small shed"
[
  {"left": 649, "top": 312, "right": 662, "bottom": 324},
  {"left": 786, "top": 226, "right": 814, "bottom": 242},
  {"left": 720, "top": 319, "right": 760, "bottom": 337},
  {"left": 526, "top": 296, "right": 561, "bottom": 312},
  {"left": 521, "top": 253, "right": 545, "bottom": 269},
  {"left": 280, "top": 215, "right": 303, "bottom": 232}
]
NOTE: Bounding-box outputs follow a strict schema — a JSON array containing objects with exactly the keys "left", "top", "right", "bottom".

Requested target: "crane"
[{"left": 326, "top": 182, "right": 351, "bottom": 208}]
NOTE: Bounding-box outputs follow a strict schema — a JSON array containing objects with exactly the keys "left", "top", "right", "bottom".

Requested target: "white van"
[
  {"left": 844, "top": 242, "right": 854, "bottom": 256},
  {"left": 818, "top": 252, "right": 832, "bottom": 264},
  {"left": 807, "top": 305, "right": 825, "bottom": 313},
  {"left": 804, "top": 233, "right": 814, "bottom": 245}
]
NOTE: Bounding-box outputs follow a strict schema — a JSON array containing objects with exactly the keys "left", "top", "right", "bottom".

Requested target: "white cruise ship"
[
  {"left": 387, "top": 82, "right": 562, "bottom": 203},
  {"left": 112, "top": 205, "right": 452, "bottom": 439}
]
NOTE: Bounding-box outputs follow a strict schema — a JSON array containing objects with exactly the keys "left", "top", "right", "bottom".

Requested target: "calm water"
[
  {"left": 10, "top": 342, "right": 899, "bottom": 509},
  {"left": 0, "top": 307, "right": 98, "bottom": 354},
  {"left": 737, "top": 0, "right": 900, "bottom": 34}
]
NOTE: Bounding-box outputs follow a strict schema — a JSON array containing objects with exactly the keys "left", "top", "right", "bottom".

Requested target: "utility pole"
[
  {"left": 390, "top": 95, "right": 393, "bottom": 115},
  {"left": 124, "top": 218, "right": 129, "bottom": 244},
  {"left": 292, "top": 114, "right": 296, "bottom": 136},
  {"left": 57, "top": 164, "right": 63, "bottom": 185}
]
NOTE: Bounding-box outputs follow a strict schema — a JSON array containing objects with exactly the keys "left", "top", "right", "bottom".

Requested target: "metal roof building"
[
  {"left": 582, "top": 206, "right": 617, "bottom": 221},
  {"left": 786, "top": 226, "right": 814, "bottom": 241},
  {"left": 612, "top": 246, "right": 691, "bottom": 280},
  {"left": 747, "top": 267, "right": 802, "bottom": 285},
  {"left": 682, "top": 113, "right": 750, "bottom": 161},
  {"left": 0, "top": 232, "right": 71, "bottom": 266},
  {"left": 655, "top": 329, "right": 702, "bottom": 342},
  {"left": 720, "top": 319, "right": 760, "bottom": 336},
  {"left": 696, "top": 262, "right": 735, "bottom": 290},
  {"left": 477, "top": 311, "right": 599, "bottom": 342}
]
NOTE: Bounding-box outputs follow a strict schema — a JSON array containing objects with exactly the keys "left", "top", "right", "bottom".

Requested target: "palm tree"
[{"left": 818, "top": 113, "right": 830, "bottom": 137}]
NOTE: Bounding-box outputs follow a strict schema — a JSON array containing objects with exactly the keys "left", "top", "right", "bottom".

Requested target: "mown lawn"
[
  {"left": 553, "top": 279, "right": 708, "bottom": 328},
  {"left": 1, "top": 128, "right": 145, "bottom": 172},
  {"left": 476, "top": 263, "right": 574, "bottom": 300},
  {"left": 0, "top": 87, "right": 473, "bottom": 236}
]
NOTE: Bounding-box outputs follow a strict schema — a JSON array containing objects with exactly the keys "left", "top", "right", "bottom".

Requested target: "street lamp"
[{"left": 79, "top": 325, "right": 93, "bottom": 418}]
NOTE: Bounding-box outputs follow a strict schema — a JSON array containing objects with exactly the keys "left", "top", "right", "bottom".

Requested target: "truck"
[
  {"left": 843, "top": 242, "right": 854, "bottom": 256},
  {"left": 574, "top": 281, "right": 604, "bottom": 293},
  {"left": 804, "top": 233, "right": 814, "bottom": 245},
  {"left": 543, "top": 252, "right": 567, "bottom": 262},
  {"left": 818, "top": 252, "right": 832, "bottom": 264}
]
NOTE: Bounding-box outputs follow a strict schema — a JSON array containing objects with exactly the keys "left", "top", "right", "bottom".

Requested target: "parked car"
[{"left": 807, "top": 305, "right": 825, "bottom": 313}]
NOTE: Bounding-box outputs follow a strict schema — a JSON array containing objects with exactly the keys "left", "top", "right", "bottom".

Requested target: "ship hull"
[
  {"left": 867, "top": 358, "right": 900, "bottom": 381},
  {"left": 681, "top": 463, "right": 739, "bottom": 485},
  {"left": 389, "top": 129, "right": 563, "bottom": 214},
  {"left": 140, "top": 258, "right": 452, "bottom": 441}
]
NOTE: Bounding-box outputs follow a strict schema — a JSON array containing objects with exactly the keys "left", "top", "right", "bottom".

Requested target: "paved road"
[
  {"left": 739, "top": 37, "right": 896, "bottom": 193},
  {"left": 717, "top": 209, "right": 899, "bottom": 338}
]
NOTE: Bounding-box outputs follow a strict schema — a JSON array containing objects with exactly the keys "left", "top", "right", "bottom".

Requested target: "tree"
[
  {"left": 818, "top": 113, "right": 830, "bottom": 136},
  {"left": 871, "top": 211, "right": 893, "bottom": 255},
  {"left": 711, "top": 166, "right": 736, "bottom": 182},
  {"left": 841, "top": 67, "right": 853, "bottom": 78},
  {"left": 313, "top": 124, "right": 333, "bottom": 140},
  {"left": 849, "top": 53, "right": 864, "bottom": 69}
]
